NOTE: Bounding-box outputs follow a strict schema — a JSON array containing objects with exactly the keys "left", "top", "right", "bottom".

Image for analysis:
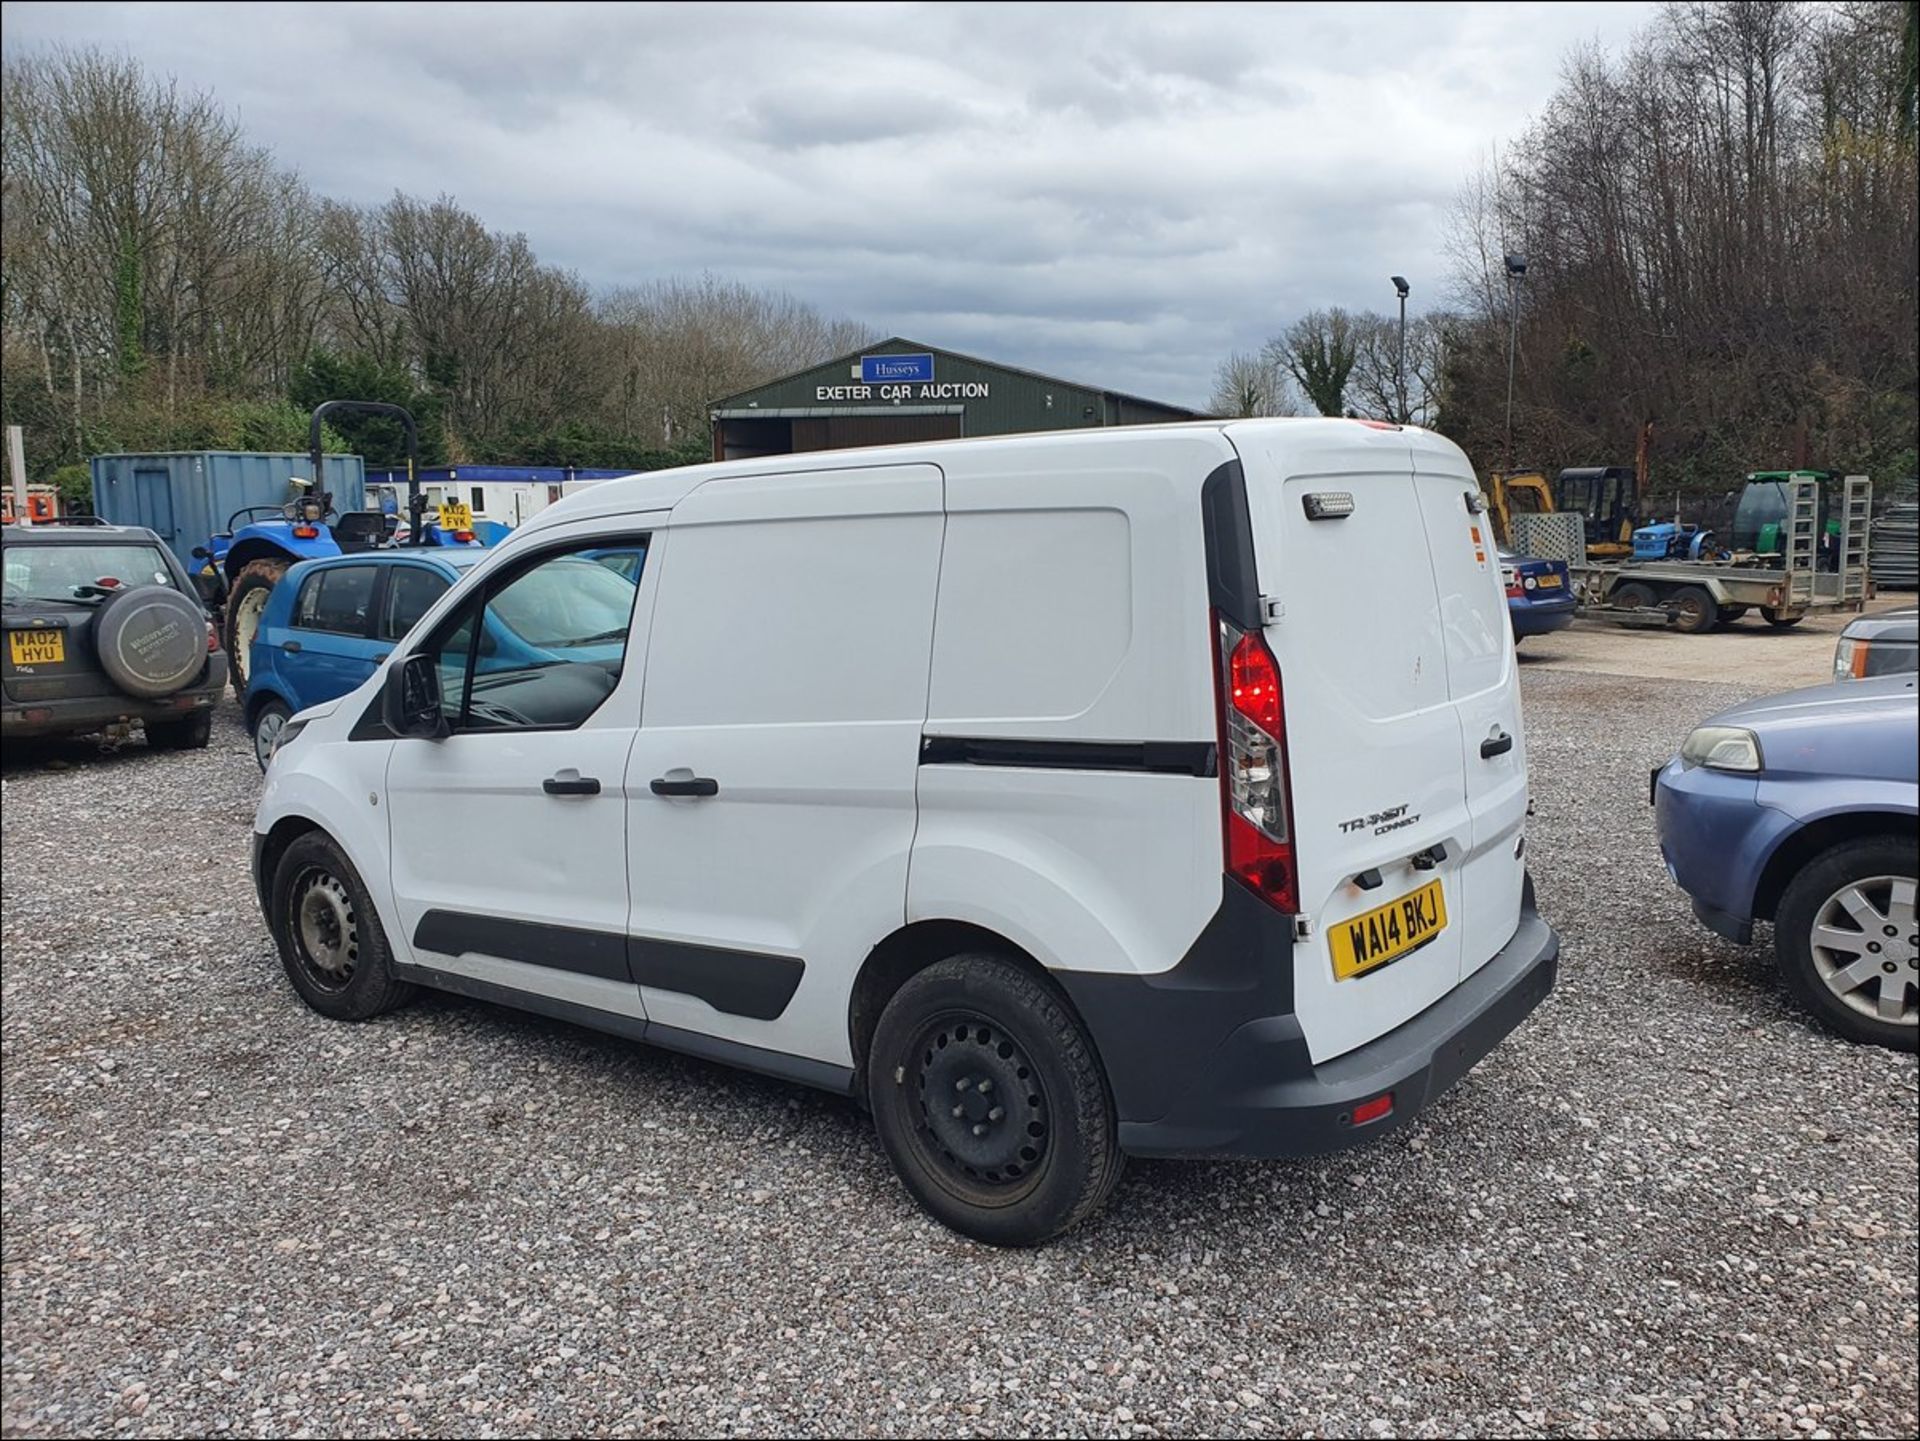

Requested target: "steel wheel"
[
  {"left": 910, "top": 1012, "right": 1051, "bottom": 1202},
  {"left": 291, "top": 867, "right": 360, "bottom": 993},
  {"left": 1807, "top": 875, "right": 1917, "bottom": 1027}
]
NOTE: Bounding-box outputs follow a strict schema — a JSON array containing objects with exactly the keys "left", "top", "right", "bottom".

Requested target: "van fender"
[
  {"left": 905, "top": 806, "right": 1218, "bottom": 982},
  {"left": 255, "top": 738, "right": 404, "bottom": 958}
]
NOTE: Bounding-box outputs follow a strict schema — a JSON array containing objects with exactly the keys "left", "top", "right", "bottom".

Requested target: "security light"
[
  {"left": 1390, "top": 276, "right": 1409, "bottom": 298},
  {"left": 1504, "top": 253, "right": 1528, "bottom": 277}
]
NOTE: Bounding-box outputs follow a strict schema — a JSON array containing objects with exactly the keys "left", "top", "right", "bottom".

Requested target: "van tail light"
[
  {"left": 206, "top": 623, "right": 219, "bottom": 652},
  {"left": 1212, "top": 613, "right": 1299, "bottom": 913}
]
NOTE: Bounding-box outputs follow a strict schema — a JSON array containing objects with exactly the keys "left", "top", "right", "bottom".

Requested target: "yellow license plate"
[
  {"left": 1534, "top": 573, "right": 1563, "bottom": 589},
  {"left": 8, "top": 630, "right": 65, "bottom": 666},
  {"left": 1330, "top": 878, "right": 1447, "bottom": 980},
  {"left": 438, "top": 501, "right": 474, "bottom": 531}
]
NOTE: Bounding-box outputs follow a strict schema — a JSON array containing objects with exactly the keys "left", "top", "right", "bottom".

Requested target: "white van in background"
[{"left": 252, "top": 418, "right": 1559, "bottom": 1245}]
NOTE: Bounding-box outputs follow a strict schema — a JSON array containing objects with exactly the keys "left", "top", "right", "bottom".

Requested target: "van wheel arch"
[
  {"left": 848, "top": 921, "right": 1096, "bottom": 1098},
  {"left": 257, "top": 815, "right": 327, "bottom": 900}
]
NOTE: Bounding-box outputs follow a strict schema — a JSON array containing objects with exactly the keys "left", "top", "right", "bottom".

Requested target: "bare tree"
[
  {"left": 1207, "top": 351, "right": 1298, "bottom": 417},
  {"left": 1265, "top": 309, "right": 1361, "bottom": 417}
]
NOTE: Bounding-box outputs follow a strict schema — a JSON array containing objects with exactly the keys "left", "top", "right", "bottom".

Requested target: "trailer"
[{"left": 1570, "top": 475, "right": 1873, "bottom": 633}]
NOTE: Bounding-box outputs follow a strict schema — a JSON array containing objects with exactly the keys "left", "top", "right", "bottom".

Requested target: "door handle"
[
  {"left": 280, "top": 640, "right": 302, "bottom": 653},
  {"left": 1480, "top": 729, "right": 1514, "bottom": 759},
  {"left": 651, "top": 775, "right": 719, "bottom": 798},
  {"left": 543, "top": 772, "right": 601, "bottom": 796}
]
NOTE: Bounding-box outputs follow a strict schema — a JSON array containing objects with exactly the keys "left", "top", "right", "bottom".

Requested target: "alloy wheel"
[{"left": 1807, "top": 875, "right": 1917, "bottom": 1026}]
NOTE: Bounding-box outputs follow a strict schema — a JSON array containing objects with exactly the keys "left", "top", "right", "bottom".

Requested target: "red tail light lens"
[
  {"left": 453, "top": 529, "right": 475, "bottom": 543},
  {"left": 292, "top": 524, "right": 319, "bottom": 539},
  {"left": 1214, "top": 616, "right": 1299, "bottom": 913},
  {"left": 206, "top": 623, "right": 219, "bottom": 652}
]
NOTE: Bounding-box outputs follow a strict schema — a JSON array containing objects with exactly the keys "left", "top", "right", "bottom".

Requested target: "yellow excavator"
[
  {"left": 1483, "top": 422, "right": 1655, "bottom": 558},
  {"left": 1481, "top": 471, "right": 1556, "bottom": 550}
]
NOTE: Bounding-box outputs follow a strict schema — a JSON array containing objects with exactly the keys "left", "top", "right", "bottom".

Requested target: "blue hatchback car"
[
  {"left": 244, "top": 545, "right": 643, "bottom": 769},
  {"left": 1652, "top": 673, "right": 1918, "bottom": 1049}
]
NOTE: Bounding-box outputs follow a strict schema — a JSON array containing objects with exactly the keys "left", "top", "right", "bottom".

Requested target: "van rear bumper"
[{"left": 1103, "top": 897, "right": 1559, "bottom": 1160}]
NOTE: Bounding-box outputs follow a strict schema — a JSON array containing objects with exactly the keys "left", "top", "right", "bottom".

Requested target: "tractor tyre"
[{"left": 222, "top": 558, "right": 289, "bottom": 697}]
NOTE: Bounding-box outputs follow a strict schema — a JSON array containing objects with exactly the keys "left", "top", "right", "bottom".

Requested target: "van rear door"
[
  {"left": 1225, "top": 421, "right": 1524, "bottom": 1063},
  {"left": 1411, "top": 440, "right": 1529, "bottom": 987}
]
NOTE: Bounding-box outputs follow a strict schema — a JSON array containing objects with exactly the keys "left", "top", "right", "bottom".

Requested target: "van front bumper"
[{"left": 1091, "top": 891, "right": 1559, "bottom": 1160}]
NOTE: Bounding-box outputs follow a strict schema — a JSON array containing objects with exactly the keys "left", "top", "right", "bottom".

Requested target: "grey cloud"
[{"left": 1, "top": 0, "right": 1660, "bottom": 408}]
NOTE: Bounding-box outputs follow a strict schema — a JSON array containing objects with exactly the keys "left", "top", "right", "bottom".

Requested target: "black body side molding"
[
  {"left": 390, "top": 961, "right": 854, "bottom": 1096},
  {"left": 920, "top": 736, "right": 1216, "bottom": 778},
  {"left": 410, "top": 911, "right": 805, "bottom": 1022}
]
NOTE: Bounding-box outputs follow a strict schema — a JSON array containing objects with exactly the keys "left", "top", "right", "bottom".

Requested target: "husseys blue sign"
[{"left": 861, "top": 353, "right": 935, "bottom": 383}]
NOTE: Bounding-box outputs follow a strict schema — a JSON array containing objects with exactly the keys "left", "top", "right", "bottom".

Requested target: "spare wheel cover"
[{"left": 94, "top": 585, "right": 206, "bottom": 698}]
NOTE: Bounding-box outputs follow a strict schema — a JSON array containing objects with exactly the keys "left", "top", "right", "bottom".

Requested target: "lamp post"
[
  {"left": 1503, "top": 252, "right": 1527, "bottom": 470},
  {"left": 1390, "top": 276, "right": 1410, "bottom": 424}
]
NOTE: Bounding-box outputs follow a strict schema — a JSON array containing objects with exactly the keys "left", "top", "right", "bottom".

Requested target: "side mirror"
[{"left": 383, "top": 653, "right": 448, "bottom": 739}]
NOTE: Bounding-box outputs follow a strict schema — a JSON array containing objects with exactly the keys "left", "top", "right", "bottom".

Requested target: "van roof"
[{"left": 520, "top": 417, "right": 1469, "bottom": 533}]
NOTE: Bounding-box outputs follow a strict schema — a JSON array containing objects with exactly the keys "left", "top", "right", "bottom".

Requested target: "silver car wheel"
[
  {"left": 1808, "top": 875, "right": 1918, "bottom": 1026},
  {"left": 253, "top": 707, "right": 287, "bottom": 771}
]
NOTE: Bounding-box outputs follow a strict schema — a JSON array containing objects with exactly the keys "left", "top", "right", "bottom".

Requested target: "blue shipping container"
[{"left": 91, "top": 451, "right": 366, "bottom": 571}]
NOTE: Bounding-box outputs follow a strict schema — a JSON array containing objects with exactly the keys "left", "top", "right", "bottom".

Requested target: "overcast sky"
[{"left": 3, "top": 0, "right": 1659, "bottom": 407}]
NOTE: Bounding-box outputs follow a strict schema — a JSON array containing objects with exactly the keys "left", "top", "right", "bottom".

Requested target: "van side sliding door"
[{"left": 623, "top": 464, "right": 946, "bottom": 1067}]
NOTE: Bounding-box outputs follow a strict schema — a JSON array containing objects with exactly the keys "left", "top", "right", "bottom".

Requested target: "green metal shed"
[{"left": 710, "top": 338, "right": 1205, "bottom": 461}]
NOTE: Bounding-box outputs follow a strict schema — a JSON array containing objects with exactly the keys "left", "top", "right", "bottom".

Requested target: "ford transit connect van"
[{"left": 253, "top": 419, "right": 1559, "bottom": 1245}]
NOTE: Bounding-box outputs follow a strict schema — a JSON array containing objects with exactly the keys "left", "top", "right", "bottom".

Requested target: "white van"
[{"left": 253, "top": 418, "right": 1559, "bottom": 1245}]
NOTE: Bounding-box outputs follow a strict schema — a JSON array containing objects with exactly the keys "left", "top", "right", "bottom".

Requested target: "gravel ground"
[{"left": 2, "top": 661, "right": 1915, "bottom": 1439}]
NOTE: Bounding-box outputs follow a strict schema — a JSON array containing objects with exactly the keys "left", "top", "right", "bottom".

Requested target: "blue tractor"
[{"left": 198, "top": 401, "right": 483, "bottom": 695}]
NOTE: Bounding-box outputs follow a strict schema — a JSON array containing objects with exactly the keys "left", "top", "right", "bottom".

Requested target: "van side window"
[
  {"left": 381, "top": 566, "right": 450, "bottom": 641},
  {"left": 425, "top": 541, "right": 644, "bottom": 732},
  {"left": 292, "top": 566, "right": 377, "bottom": 636}
]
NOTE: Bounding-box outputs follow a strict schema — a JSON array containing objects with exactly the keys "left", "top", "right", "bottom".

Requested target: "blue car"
[
  {"left": 244, "top": 545, "right": 644, "bottom": 769},
  {"left": 1653, "top": 674, "right": 1918, "bottom": 1049},
  {"left": 1500, "top": 550, "right": 1576, "bottom": 641}
]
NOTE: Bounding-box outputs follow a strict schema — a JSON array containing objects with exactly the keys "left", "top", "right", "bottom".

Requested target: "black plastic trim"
[
  {"left": 389, "top": 962, "right": 855, "bottom": 1096},
  {"left": 410, "top": 911, "right": 806, "bottom": 1021},
  {"left": 919, "top": 735, "right": 1216, "bottom": 777},
  {"left": 414, "top": 910, "right": 630, "bottom": 982},
  {"left": 628, "top": 936, "right": 804, "bottom": 1021},
  {"left": 1071, "top": 874, "right": 1560, "bottom": 1160},
  {"left": 1053, "top": 875, "right": 1295, "bottom": 1124},
  {"left": 1200, "top": 457, "right": 1260, "bottom": 630}
]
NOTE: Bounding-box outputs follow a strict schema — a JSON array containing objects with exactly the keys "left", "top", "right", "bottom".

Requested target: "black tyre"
[
  {"left": 267, "top": 831, "right": 415, "bottom": 1022},
  {"left": 1717, "top": 604, "right": 1749, "bottom": 624},
  {"left": 868, "top": 953, "right": 1122, "bottom": 1246},
  {"left": 250, "top": 698, "right": 293, "bottom": 772},
  {"left": 1761, "top": 607, "right": 1804, "bottom": 628},
  {"left": 222, "top": 558, "right": 289, "bottom": 697},
  {"left": 1775, "top": 837, "right": 1917, "bottom": 1051},
  {"left": 1669, "top": 585, "right": 1719, "bottom": 634},
  {"left": 1611, "top": 582, "right": 1657, "bottom": 612},
  {"left": 146, "top": 710, "right": 212, "bottom": 750}
]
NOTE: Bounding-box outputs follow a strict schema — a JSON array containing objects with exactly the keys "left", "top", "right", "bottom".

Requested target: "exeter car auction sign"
[{"left": 814, "top": 353, "right": 992, "bottom": 404}]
